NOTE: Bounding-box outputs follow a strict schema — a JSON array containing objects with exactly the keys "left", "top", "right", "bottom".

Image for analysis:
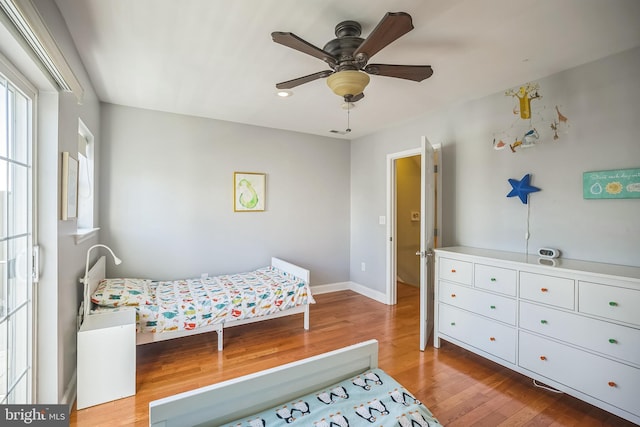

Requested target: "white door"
[
  {"left": 0, "top": 60, "right": 36, "bottom": 404},
  {"left": 419, "top": 137, "right": 436, "bottom": 351}
]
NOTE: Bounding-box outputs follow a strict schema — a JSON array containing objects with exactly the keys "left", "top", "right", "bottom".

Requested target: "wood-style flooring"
[{"left": 70, "top": 284, "right": 637, "bottom": 426}]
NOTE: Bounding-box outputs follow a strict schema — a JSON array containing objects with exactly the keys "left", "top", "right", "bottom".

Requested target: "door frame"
[{"left": 385, "top": 147, "right": 422, "bottom": 305}]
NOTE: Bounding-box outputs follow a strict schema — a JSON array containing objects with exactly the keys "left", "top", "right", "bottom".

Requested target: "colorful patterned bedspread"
[
  {"left": 221, "top": 368, "right": 442, "bottom": 427},
  {"left": 91, "top": 266, "right": 314, "bottom": 333}
]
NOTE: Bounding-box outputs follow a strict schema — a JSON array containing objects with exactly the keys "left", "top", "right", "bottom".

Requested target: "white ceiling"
[{"left": 54, "top": 0, "right": 640, "bottom": 140}]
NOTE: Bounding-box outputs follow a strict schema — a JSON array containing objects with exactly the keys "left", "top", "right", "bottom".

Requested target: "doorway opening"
[{"left": 385, "top": 148, "right": 421, "bottom": 305}]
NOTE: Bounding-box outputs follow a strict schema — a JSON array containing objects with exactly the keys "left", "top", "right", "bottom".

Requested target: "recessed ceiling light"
[{"left": 277, "top": 90, "right": 293, "bottom": 98}]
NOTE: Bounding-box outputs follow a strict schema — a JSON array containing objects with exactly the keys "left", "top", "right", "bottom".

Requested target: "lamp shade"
[{"left": 326, "top": 70, "right": 370, "bottom": 98}]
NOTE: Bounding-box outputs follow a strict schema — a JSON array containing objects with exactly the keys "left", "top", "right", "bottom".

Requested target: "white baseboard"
[
  {"left": 311, "top": 281, "right": 389, "bottom": 305},
  {"left": 62, "top": 369, "right": 77, "bottom": 409}
]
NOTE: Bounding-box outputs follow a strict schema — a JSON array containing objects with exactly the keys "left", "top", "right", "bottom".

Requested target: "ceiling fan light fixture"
[{"left": 326, "top": 70, "right": 369, "bottom": 98}]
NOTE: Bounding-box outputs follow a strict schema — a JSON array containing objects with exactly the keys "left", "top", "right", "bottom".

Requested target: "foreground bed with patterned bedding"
[
  {"left": 220, "top": 368, "right": 441, "bottom": 427},
  {"left": 149, "top": 340, "right": 442, "bottom": 427}
]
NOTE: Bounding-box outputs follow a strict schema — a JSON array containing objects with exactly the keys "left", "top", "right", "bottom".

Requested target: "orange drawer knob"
[
  {"left": 539, "top": 356, "right": 547, "bottom": 361},
  {"left": 608, "top": 381, "right": 617, "bottom": 388},
  {"left": 541, "top": 288, "right": 549, "bottom": 293},
  {"left": 451, "top": 269, "right": 457, "bottom": 273},
  {"left": 451, "top": 294, "right": 456, "bottom": 298},
  {"left": 489, "top": 337, "right": 496, "bottom": 341}
]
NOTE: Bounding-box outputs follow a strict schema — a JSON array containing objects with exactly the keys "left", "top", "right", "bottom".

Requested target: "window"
[{"left": 75, "top": 120, "right": 96, "bottom": 241}]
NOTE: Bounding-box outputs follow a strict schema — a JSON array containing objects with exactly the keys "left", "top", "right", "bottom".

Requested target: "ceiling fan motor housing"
[{"left": 323, "top": 20, "right": 366, "bottom": 70}]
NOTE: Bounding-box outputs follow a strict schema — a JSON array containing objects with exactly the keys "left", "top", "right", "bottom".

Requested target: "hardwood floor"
[{"left": 70, "top": 284, "right": 636, "bottom": 426}]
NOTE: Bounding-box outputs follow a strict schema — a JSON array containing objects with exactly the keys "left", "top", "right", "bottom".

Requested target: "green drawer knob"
[
  {"left": 490, "top": 305, "right": 496, "bottom": 309},
  {"left": 540, "top": 320, "right": 548, "bottom": 324},
  {"left": 609, "top": 301, "right": 618, "bottom": 307},
  {"left": 450, "top": 322, "right": 456, "bottom": 326},
  {"left": 609, "top": 339, "right": 618, "bottom": 344},
  {"left": 490, "top": 278, "right": 497, "bottom": 282}
]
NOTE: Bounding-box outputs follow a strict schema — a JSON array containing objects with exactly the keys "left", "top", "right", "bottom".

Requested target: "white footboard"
[{"left": 149, "top": 340, "right": 379, "bottom": 427}]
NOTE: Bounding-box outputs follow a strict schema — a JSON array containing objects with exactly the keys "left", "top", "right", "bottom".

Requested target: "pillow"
[{"left": 91, "top": 278, "right": 153, "bottom": 307}]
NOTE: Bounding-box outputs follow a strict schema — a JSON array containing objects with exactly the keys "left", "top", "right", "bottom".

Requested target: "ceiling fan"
[{"left": 272, "top": 12, "right": 433, "bottom": 103}]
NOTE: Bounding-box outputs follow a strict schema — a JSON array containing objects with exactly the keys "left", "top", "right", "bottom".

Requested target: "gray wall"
[
  {"left": 33, "top": 0, "right": 103, "bottom": 405},
  {"left": 99, "top": 104, "right": 351, "bottom": 285},
  {"left": 350, "top": 47, "right": 640, "bottom": 293}
]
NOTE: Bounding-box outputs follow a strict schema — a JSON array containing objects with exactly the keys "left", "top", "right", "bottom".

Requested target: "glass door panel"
[{"left": 0, "top": 64, "right": 34, "bottom": 405}]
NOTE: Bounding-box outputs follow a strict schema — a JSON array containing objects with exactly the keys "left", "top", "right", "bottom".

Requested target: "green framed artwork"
[
  {"left": 234, "top": 172, "right": 266, "bottom": 211},
  {"left": 583, "top": 168, "right": 640, "bottom": 199}
]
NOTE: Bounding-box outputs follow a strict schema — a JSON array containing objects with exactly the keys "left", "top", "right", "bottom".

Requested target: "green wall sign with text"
[{"left": 583, "top": 168, "right": 640, "bottom": 199}]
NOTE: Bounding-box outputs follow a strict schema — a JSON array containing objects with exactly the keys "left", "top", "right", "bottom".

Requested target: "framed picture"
[
  {"left": 234, "top": 172, "right": 266, "bottom": 212},
  {"left": 61, "top": 151, "right": 79, "bottom": 220}
]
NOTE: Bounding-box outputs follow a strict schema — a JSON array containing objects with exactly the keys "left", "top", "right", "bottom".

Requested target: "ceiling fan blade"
[
  {"left": 353, "top": 12, "right": 414, "bottom": 61},
  {"left": 276, "top": 70, "right": 334, "bottom": 89},
  {"left": 272, "top": 32, "right": 337, "bottom": 66},
  {"left": 364, "top": 64, "right": 433, "bottom": 82}
]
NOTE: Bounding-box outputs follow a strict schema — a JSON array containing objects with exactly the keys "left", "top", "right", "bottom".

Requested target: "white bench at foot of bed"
[{"left": 149, "top": 340, "right": 379, "bottom": 427}]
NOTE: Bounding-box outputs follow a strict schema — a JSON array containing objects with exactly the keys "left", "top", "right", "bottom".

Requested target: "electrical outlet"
[{"left": 361, "top": 262, "right": 366, "bottom": 272}]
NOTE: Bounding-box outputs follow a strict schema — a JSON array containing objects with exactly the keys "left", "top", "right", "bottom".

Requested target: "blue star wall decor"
[{"left": 507, "top": 173, "right": 541, "bottom": 204}]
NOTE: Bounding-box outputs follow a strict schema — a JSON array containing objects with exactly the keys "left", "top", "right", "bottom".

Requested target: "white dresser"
[{"left": 434, "top": 246, "right": 640, "bottom": 424}]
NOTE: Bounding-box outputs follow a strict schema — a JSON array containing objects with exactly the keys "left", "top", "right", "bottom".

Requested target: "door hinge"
[
  {"left": 434, "top": 228, "right": 438, "bottom": 237},
  {"left": 434, "top": 164, "right": 438, "bottom": 173}
]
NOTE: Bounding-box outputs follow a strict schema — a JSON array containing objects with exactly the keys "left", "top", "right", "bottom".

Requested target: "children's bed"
[
  {"left": 82, "top": 256, "right": 314, "bottom": 351},
  {"left": 148, "top": 339, "right": 442, "bottom": 427}
]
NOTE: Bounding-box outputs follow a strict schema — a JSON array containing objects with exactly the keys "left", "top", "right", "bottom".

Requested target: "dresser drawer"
[
  {"left": 520, "top": 272, "right": 574, "bottom": 309},
  {"left": 440, "top": 281, "right": 516, "bottom": 325},
  {"left": 475, "top": 264, "right": 517, "bottom": 296},
  {"left": 579, "top": 281, "right": 640, "bottom": 327},
  {"left": 519, "top": 331, "right": 640, "bottom": 418},
  {"left": 519, "top": 302, "right": 640, "bottom": 366},
  {"left": 439, "top": 304, "right": 516, "bottom": 363},
  {"left": 439, "top": 257, "right": 472, "bottom": 285}
]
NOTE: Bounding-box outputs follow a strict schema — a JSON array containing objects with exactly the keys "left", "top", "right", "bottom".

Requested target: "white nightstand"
[{"left": 77, "top": 309, "right": 136, "bottom": 409}]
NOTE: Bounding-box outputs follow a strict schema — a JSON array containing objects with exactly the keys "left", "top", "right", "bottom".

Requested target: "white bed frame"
[
  {"left": 148, "top": 339, "right": 379, "bottom": 427},
  {"left": 82, "top": 256, "right": 311, "bottom": 351}
]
